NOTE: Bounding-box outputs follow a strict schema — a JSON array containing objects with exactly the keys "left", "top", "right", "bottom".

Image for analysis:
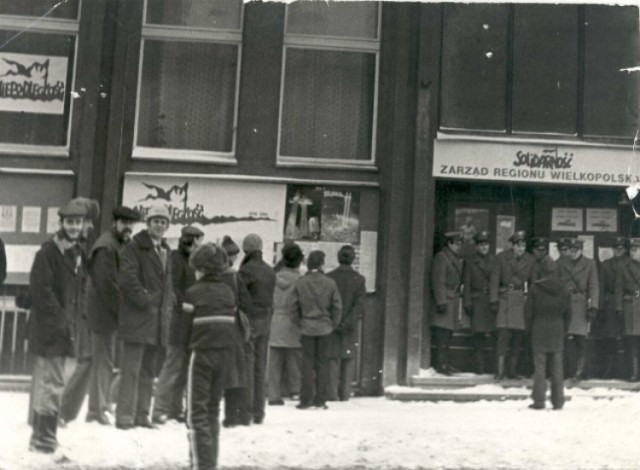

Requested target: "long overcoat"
[
  {"left": 327, "top": 264, "right": 366, "bottom": 359},
  {"left": 239, "top": 250, "right": 276, "bottom": 337},
  {"left": 462, "top": 253, "right": 497, "bottom": 333},
  {"left": 431, "top": 247, "right": 467, "bottom": 331},
  {"left": 557, "top": 256, "right": 599, "bottom": 336},
  {"left": 615, "top": 257, "right": 640, "bottom": 336},
  {"left": 525, "top": 277, "right": 571, "bottom": 353},
  {"left": 596, "top": 256, "right": 624, "bottom": 338},
  {"left": 168, "top": 245, "right": 196, "bottom": 347},
  {"left": 490, "top": 250, "right": 535, "bottom": 330},
  {"left": 118, "top": 230, "right": 174, "bottom": 346}
]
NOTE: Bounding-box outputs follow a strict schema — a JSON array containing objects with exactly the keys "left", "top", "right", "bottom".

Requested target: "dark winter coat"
[
  {"left": 430, "top": 247, "right": 467, "bottom": 331},
  {"left": 462, "top": 253, "right": 497, "bottom": 333},
  {"left": 290, "top": 270, "right": 342, "bottom": 336},
  {"left": 531, "top": 255, "right": 556, "bottom": 282},
  {"left": 270, "top": 267, "right": 303, "bottom": 348},
  {"left": 490, "top": 250, "right": 536, "bottom": 330},
  {"left": 327, "top": 265, "right": 366, "bottom": 359},
  {"left": 526, "top": 277, "right": 571, "bottom": 353},
  {"left": 239, "top": 250, "right": 276, "bottom": 337},
  {"left": 169, "top": 246, "right": 197, "bottom": 347},
  {"left": 615, "top": 257, "right": 640, "bottom": 336},
  {"left": 118, "top": 230, "right": 174, "bottom": 346},
  {"left": 28, "top": 235, "right": 84, "bottom": 357},
  {"left": 596, "top": 256, "right": 624, "bottom": 338},
  {"left": 557, "top": 255, "right": 599, "bottom": 336},
  {"left": 86, "top": 230, "right": 125, "bottom": 334}
]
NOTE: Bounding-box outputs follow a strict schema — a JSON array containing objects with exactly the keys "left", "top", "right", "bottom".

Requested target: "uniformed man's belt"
[
  {"left": 501, "top": 284, "right": 524, "bottom": 291},
  {"left": 193, "top": 316, "right": 235, "bottom": 326},
  {"left": 623, "top": 290, "right": 640, "bottom": 299}
]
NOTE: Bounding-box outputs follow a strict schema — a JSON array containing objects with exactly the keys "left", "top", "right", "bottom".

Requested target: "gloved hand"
[
  {"left": 436, "top": 304, "right": 448, "bottom": 314},
  {"left": 588, "top": 307, "right": 598, "bottom": 321},
  {"left": 490, "top": 302, "right": 499, "bottom": 313}
]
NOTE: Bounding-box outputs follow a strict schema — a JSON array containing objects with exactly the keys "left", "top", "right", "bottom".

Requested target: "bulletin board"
[{"left": 0, "top": 172, "right": 75, "bottom": 284}]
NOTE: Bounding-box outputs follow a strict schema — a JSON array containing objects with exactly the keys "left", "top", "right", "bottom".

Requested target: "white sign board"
[
  {"left": 551, "top": 208, "right": 583, "bottom": 232},
  {"left": 434, "top": 138, "right": 639, "bottom": 187},
  {"left": 0, "top": 52, "right": 68, "bottom": 114},
  {"left": 586, "top": 208, "right": 617, "bottom": 232}
]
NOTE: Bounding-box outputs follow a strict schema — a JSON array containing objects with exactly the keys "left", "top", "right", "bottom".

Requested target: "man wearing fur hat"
[
  {"left": 116, "top": 204, "right": 174, "bottom": 429},
  {"left": 490, "top": 230, "right": 536, "bottom": 380},
  {"left": 557, "top": 239, "right": 599, "bottom": 381},
  {"left": 238, "top": 234, "right": 276, "bottom": 424},
  {"left": 28, "top": 200, "right": 86, "bottom": 453},
  {"left": 153, "top": 225, "right": 204, "bottom": 425},
  {"left": 615, "top": 238, "right": 640, "bottom": 381}
]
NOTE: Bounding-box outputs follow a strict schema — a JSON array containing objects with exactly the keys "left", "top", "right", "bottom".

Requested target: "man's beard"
[
  {"left": 59, "top": 228, "right": 79, "bottom": 242},
  {"left": 117, "top": 228, "right": 132, "bottom": 242}
]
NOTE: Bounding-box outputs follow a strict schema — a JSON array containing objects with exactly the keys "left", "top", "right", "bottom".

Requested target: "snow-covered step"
[{"left": 386, "top": 385, "right": 538, "bottom": 402}]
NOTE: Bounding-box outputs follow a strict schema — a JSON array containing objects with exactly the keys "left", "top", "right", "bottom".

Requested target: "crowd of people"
[
  {"left": 432, "top": 229, "right": 640, "bottom": 409},
  {"left": 24, "top": 199, "right": 366, "bottom": 470}
]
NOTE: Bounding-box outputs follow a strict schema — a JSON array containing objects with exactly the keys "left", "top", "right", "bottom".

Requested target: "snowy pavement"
[{"left": 1, "top": 389, "right": 640, "bottom": 469}]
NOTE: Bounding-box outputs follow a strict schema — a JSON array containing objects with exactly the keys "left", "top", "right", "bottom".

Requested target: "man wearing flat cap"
[
  {"left": 557, "top": 239, "right": 599, "bottom": 381},
  {"left": 597, "top": 237, "right": 627, "bottom": 378},
  {"left": 153, "top": 225, "right": 204, "bottom": 425},
  {"left": 28, "top": 200, "right": 86, "bottom": 453},
  {"left": 490, "top": 230, "right": 536, "bottom": 380},
  {"left": 615, "top": 238, "right": 640, "bottom": 381},
  {"left": 116, "top": 204, "right": 174, "bottom": 429},
  {"left": 83, "top": 206, "right": 139, "bottom": 425},
  {"left": 431, "top": 231, "right": 466, "bottom": 375},
  {"left": 463, "top": 231, "right": 497, "bottom": 374}
]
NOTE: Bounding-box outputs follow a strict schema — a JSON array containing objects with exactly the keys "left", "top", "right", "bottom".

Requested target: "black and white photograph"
[{"left": 1, "top": 0, "right": 640, "bottom": 469}]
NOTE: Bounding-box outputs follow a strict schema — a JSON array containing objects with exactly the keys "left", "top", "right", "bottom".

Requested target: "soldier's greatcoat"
[
  {"left": 431, "top": 247, "right": 467, "bottom": 331},
  {"left": 557, "top": 256, "right": 599, "bottom": 336},
  {"left": 463, "top": 253, "right": 497, "bottom": 333},
  {"left": 615, "top": 257, "right": 640, "bottom": 336},
  {"left": 490, "top": 250, "right": 536, "bottom": 330},
  {"left": 597, "top": 256, "right": 624, "bottom": 338}
]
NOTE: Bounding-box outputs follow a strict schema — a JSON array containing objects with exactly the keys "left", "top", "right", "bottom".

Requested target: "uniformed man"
[
  {"left": 490, "top": 230, "right": 535, "bottom": 380},
  {"left": 597, "top": 237, "right": 627, "bottom": 378},
  {"left": 615, "top": 238, "right": 640, "bottom": 381},
  {"left": 557, "top": 239, "right": 599, "bottom": 381},
  {"left": 431, "top": 232, "right": 466, "bottom": 375},
  {"left": 462, "top": 231, "right": 497, "bottom": 375}
]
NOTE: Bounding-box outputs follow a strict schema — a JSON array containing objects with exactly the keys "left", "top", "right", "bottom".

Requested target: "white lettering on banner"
[{"left": 433, "top": 139, "right": 640, "bottom": 187}]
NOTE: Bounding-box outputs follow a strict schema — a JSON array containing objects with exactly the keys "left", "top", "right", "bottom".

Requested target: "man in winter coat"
[
  {"left": 238, "top": 234, "right": 276, "bottom": 424},
  {"left": 28, "top": 200, "right": 86, "bottom": 453},
  {"left": 290, "top": 250, "right": 342, "bottom": 409},
  {"left": 615, "top": 238, "right": 640, "bottom": 381},
  {"left": 462, "top": 231, "right": 497, "bottom": 375},
  {"left": 153, "top": 226, "right": 204, "bottom": 425},
  {"left": 181, "top": 243, "right": 239, "bottom": 470},
  {"left": 327, "top": 245, "right": 366, "bottom": 401},
  {"left": 431, "top": 232, "right": 465, "bottom": 375},
  {"left": 596, "top": 237, "right": 627, "bottom": 378},
  {"left": 557, "top": 239, "right": 599, "bottom": 381},
  {"left": 268, "top": 243, "right": 304, "bottom": 405},
  {"left": 59, "top": 197, "right": 100, "bottom": 426},
  {"left": 490, "top": 230, "right": 536, "bottom": 380},
  {"left": 115, "top": 204, "right": 174, "bottom": 430},
  {"left": 84, "top": 206, "right": 139, "bottom": 425},
  {"left": 526, "top": 274, "right": 571, "bottom": 410}
]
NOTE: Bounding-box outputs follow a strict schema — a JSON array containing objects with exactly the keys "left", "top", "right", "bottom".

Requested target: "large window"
[
  {"left": 278, "top": 2, "right": 380, "bottom": 166},
  {"left": 134, "top": 0, "right": 243, "bottom": 161},
  {"left": 0, "top": 0, "right": 79, "bottom": 155}
]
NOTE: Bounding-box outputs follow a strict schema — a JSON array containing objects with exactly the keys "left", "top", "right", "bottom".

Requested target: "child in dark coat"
[{"left": 182, "top": 243, "right": 238, "bottom": 470}]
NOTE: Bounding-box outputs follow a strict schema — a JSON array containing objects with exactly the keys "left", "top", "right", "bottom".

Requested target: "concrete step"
[{"left": 0, "top": 375, "right": 30, "bottom": 392}]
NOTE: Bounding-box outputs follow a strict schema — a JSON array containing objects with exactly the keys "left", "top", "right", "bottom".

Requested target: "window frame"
[
  {"left": 132, "top": 0, "right": 243, "bottom": 163},
  {"left": 276, "top": 3, "right": 381, "bottom": 170},
  {"left": 0, "top": 10, "right": 81, "bottom": 158}
]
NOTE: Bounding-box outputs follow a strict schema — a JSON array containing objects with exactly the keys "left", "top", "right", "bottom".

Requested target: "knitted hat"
[
  {"left": 221, "top": 235, "right": 240, "bottom": 256},
  {"left": 242, "top": 233, "right": 263, "bottom": 253},
  {"left": 189, "top": 243, "right": 228, "bottom": 277},
  {"left": 337, "top": 245, "right": 356, "bottom": 265},
  {"left": 145, "top": 204, "right": 171, "bottom": 224},
  {"left": 72, "top": 197, "right": 100, "bottom": 221}
]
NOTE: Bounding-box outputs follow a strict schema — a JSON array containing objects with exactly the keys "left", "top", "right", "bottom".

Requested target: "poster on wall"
[
  {"left": 496, "top": 215, "right": 516, "bottom": 254},
  {"left": 0, "top": 205, "right": 17, "bottom": 232},
  {"left": 586, "top": 208, "right": 617, "bottom": 232},
  {"left": 578, "top": 234, "right": 595, "bottom": 260},
  {"left": 0, "top": 52, "right": 68, "bottom": 114},
  {"left": 122, "top": 175, "right": 287, "bottom": 268},
  {"left": 454, "top": 207, "right": 489, "bottom": 257},
  {"left": 551, "top": 207, "right": 583, "bottom": 232}
]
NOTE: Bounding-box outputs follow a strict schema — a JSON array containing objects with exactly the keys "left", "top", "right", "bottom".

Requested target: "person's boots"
[
  {"left": 495, "top": 356, "right": 505, "bottom": 382},
  {"left": 631, "top": 356, "right": 640, "bottom": 382},
  {"left": 440, "top": 348, "right": 452, "bottom": 376},
  {"left": 29, "top": 412, "right": 58, "bottom": 453},
  {"left": 575, "top": 351, "right": 587, "bottom": 382}
]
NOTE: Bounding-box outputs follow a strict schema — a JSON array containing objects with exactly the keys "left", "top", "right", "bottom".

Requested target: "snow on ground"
[{"left": 1, "top": 390, "right": 640, "bottom": 470}]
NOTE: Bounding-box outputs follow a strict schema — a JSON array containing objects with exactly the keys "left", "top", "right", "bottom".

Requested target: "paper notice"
[
  {"left": 0, "top": 205, "right": 17, "bottom": 232},
  {"left": 578, "top": 234, "right": 595, "bottom": 260},
  {"left": 46, "top": 207, "right": 60, "bottom": 234},
  {"left": 360, "top": 230, "right": 378, "bottom": 293},
  {"left": 21, "top": 206, "right": 42, "bottom": 233}
]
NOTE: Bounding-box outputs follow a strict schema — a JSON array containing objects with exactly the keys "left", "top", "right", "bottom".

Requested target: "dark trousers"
[
  {"left": 472, "top": 333, "right": 496, "bottom": 374},
  {"left": 153, "top": 345, "right": 188, "bottom": 419},
  {"left": 116, "top": 342, "right": 159, "bottom": 426},
  {"left": 88, "top": 332, "right": 115, "bottom": 417},
  {"left": 532, "top": 351, "right": 564, "bottom": 409},
  {"left": 243, "top": 334, "right": 268, "bottom": 422},
  {"left": 328, "top": 358, "right": 354, "bottom": 401},
  {"left": 187, "top": 348, "right": 231, "bottom": 470},
  {"left": 432, "top": 327, "right": 453, "bottom": 370},
  {"left": 268, "top": 347, "right": 302, "bottom": 402},
  {"left": 497, "top": 328, "right": 524, "bottom": 376},
  {"left": 625, "top": 336, "right": 640, "bottom": 377},
  {"left": 60, "top": 355, "right": 92, "bottom": 422},
  {"left": 565, "top": 335, "right": 587, "bottom": 378},
  {"left": 300, "top": 334, "right": 332, "bottom": 406}
]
